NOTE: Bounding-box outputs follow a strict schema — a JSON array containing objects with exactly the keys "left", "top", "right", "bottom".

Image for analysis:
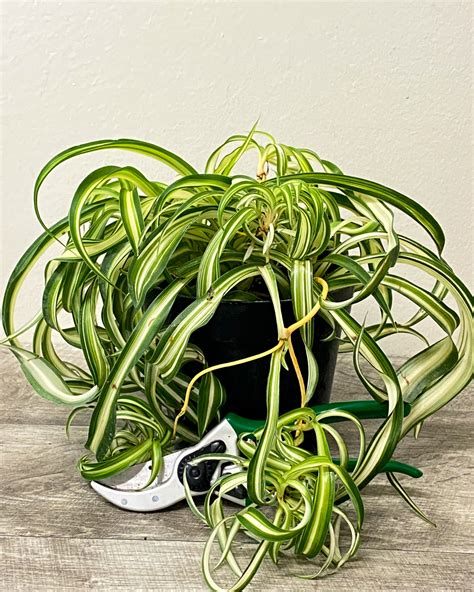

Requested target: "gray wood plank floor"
[{"left": 1, "top": 350, "right": 472, "bottom": 591}]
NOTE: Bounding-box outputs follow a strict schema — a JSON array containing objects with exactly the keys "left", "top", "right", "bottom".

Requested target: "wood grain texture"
[
  {"left": 2, "top": 537, "right": 473, "bottom": 591},
  {"left": 1, "top": 349, "right": 473, "bottom": 590}
]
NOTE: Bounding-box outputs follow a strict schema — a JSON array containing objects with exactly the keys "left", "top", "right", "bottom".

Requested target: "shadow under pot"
[{"left": 158, "top": 288, "right": 351, "bottom": 421}]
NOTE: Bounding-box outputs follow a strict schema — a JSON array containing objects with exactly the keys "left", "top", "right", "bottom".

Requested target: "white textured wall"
[{"left": 1, "top": 0, "right": 472, "bottom": 352}]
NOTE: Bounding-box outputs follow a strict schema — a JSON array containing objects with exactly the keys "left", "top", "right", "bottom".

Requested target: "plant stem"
[{"left": 172, "top": 277, "right": 329, "bottom": 438}]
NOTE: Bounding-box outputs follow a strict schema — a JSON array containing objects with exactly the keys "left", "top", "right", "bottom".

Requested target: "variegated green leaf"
[
  {"left": 291, "top": 260, "right": 319, "bottom": 401},
  {"left": 197, "top": 372, "right": 226, "bottom": 436},
  {"left": 7, "top": 346, "right": 98, "bottom": 406},
  {"left": 119, "top": 180, "right": 144, "bottom": 254},
  {"left": 247, "top": 347, "right": 284, "bottom": 504},
  {"left": 86, "top": 279, "right": 186, "bottom": 458},
  {"left": 150, "top": 265, "right": 260, "bottom": 381},
  {"left": 128, "top": 207, "right": 216, "bottom": 307},
  {"left": 196, "top": 207, "right": 255, "bottom": 297},
  {"left": 78, "top": 282, "right": 109, "bottom": 386}
]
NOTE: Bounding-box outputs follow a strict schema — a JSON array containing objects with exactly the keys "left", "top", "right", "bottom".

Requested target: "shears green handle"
[
  {"left": 226, "top": 400, "right": 411, "bottom": 436},
  {"left": 226, "top": 400, "right": 420, "bottom": 479},
  {"left": 342, "top": 457, "right": 421, "bottom": 478}
]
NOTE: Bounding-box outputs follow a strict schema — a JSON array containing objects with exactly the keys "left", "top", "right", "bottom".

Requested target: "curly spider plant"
[{"left": 2, "top": 126, "right": 472, "bottom": 589}]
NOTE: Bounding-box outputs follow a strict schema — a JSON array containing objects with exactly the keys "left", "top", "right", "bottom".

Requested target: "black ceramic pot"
[{"left": 162, "top": 288, "right": 351, "bottom": 420}]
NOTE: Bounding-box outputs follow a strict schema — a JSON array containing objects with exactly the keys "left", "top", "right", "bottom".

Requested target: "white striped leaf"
[
  {"left": 149, "top": 265, "right": 260, "bottom": 381},
  {"left": 197, "top": 372, "right": 226, "bottom": 437},
  {"left": 290, "top": 260, "right": 319, "bottom": 401},
  {"left": 119, "top": 180, "right": 144, "bottom": 254},
  {"left": 8, "top": 346, "right": 98, "bottom": 406},
  {"left": 86, "top": 279, "right": 186, "bottom": 458},
  {"left": 247, "top": 347, "right": 284, "bottom": 504},
  {"left": 128, "top": 207, "right": 216, "bottom": 307},
  {"left": 78, "top": 283, "right": 109, "bottom": 387},
  {"left": 196, "top": 207, "right": 255, "bottom": 297}
]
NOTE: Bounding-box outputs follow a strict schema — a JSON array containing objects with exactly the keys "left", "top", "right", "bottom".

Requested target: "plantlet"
[{"left": 2, "top": 128, "right": 472, "bottom": 589}]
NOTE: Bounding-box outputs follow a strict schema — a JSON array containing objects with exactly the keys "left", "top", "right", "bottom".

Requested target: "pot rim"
[{"left": 174, "top": 285, "right": 353, "bottom": 306}]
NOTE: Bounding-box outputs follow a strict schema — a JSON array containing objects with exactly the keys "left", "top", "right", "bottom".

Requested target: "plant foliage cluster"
[{"left": 2, "top": 127, "right": 472, "bottom": 589}]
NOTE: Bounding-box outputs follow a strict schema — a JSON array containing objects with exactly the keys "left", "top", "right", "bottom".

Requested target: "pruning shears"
[{"left": 91, "top": 400, "right": 420, "bottom": 512}]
